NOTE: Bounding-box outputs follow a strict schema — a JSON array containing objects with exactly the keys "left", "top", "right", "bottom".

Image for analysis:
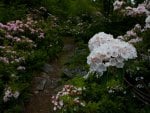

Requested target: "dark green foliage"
[
  {"left": 41, "top": 0, "right": 97, "bottom": 16},
  {"left": 0, "top": 4, "right": 26, "bottom": 23},
  {"left": 4, "top": 105, "right": 23, "bottom": 113},
  {"left": 137, "top": 29, "right": 150, "bottom": 53},
  {"left": 44, "top": 34, "right": 63, "bottom": 59},
  {"left": 68, "top": 0, "right": 96, "bottom": 16},
  {"left": 134, "top": 0, "right": 145, "bottom": 6},
  {"left": 67, "top": 42, "right": 89, "bottom": 67},
  {"left": 41, "top": 0, "right": 66, "bottom": 15},
  {"left": 1, "top": 0, "right": 41, "bottom": 7},
  {"left": 25, "top": 50, "right": 48, "bottom": 70},
  {"left": 83, "top": 102, "right": 100, "bottom": 113},
  {"left": 66, "top": 77, "right": 85, "bottom": 87}
]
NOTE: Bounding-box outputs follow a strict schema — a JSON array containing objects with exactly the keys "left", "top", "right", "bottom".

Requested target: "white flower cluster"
[
  {"left": 136, "top": 84, "right": 144, "bottom": 88},
  {"left": 3, "top": 87, "right": 20, "bottom": 102},
  {"left": 17, "top": 66, "right": 26, "bottom": 71},
  {"left": 135, "top": 76, "right": 144, "bottom": 81},
  {"left": 88, "top": 32, "right": 114, "bottom": 52},
  {"left": 113, "top": 0, "right": 150, "bottom": 17},
  {"left": 51, "top": 85, "right": 85, "bottom": 111},
  {"left": 87, "top": 32, "right": 137, "bottom": 75}
]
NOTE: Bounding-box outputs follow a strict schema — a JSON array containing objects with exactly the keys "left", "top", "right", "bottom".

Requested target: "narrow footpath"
[{"left": 25, "top": 37, "right": 76, "bottom": 113}]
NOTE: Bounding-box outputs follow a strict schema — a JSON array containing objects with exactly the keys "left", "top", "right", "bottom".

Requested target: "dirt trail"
[{"left": 25, "top": 37, "right": 75, "bottom": 113}]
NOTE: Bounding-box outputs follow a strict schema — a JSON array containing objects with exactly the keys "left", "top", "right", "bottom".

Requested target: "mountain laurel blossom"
[
  {"left": 113, "top": 0, "right": 125, "bottom": 11},
  {"left": 117, "top": 24, "right": 146, "bottom": 44},
  {"left": 88, "top": 32, "right": 114, "bottom": 52},
  {"left": 51, "top": 85, "right": 85, "bottom": 111},
  {"left": 3, "top": 87, "right": 20, "bottom": 102},
  {"left": 87, "top": 32, "right": 137, "bottom": 76},
  {"left": 113, "top": 0, "right": 150, "bottom": 17}
]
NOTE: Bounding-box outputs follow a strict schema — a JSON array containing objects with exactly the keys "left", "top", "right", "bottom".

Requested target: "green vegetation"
[{"left": 0, "top": 0, "right": 149, "bottom": 113}]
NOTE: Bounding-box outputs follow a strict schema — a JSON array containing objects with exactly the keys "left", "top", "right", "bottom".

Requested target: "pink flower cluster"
[
  {"left": 3, "top": 87, "right": 20, "bottom": 102},
  {"left": 125, "top": 4, "right": 149, "bottom": 17},
  {"left": 0, "top": 57, "right": 9, "bottom": 64},
  {"left": 117, "top": 24, "right": 143, "bottom": 44},
  {"left": 51, "top": 85, "right": 85, "bottom": 111},
  {"left": 117, "top": 15, "right": 150, "bottom": 43},
  {"left": 113, "top": 0, "right": 150, "bottom": 31},
  {"left": 0, "top": 15, "right": 46, "bottom": 71},
  {"left": 113, "top": 0, "right": 125, "bottom": 11},
  {"left": 113, "top": 0, "right": 150, "bottom": 17},
  {"left": 0, "top": 15, "right": 45, "bottom": 42}
]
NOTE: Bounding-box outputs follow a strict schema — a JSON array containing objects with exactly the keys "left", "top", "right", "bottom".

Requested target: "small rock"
[
  {"left": 34, "top": 91, "right": 39, "bottom": 94},
  {"left": 45, "top": 78, "right": 61, "bottom": 89},
  {"left": 63, "top": 68, "right": 73, "bottom": 78},
  {"left": 44, "top": 90, "right": 49, "bottom": 94},
  {"left": 41, "top": 72, "right": 49, "bottom": 79},
  {"left": 34, "top": 77, "right": 47, "bottom": 91},
  {"left": 63, "top": 67, "right": 87, "bottom": 78},
  {"left": 41, "top": 63, "right": 54, "bottom": 73}
]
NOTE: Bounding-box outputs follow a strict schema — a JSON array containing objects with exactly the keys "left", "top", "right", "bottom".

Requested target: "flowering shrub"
[
  {"left": 113, "top": 0, "right": 150, "bottom": 17},
  {"left": 0, "top": 13, "right": 63, "bottom": 112},
  {"left": 3, "top": 87, "right": 20, "bottom": 103},
  {"left": 52, "top": 0, "right": 150, "bottom": 113},
  {"left": 51, "top": 85, "right": 85, "bottom": 112},
  {"left": 52, "top": 1, "right": 150, "bottom": 113},
  {"left": 58, "top": 15, "right": 91, "bottom": 38},
  {"left": 0, "top": 3, "right": 27, "bottom": 23},
  {"left": 85, "top": 0, "right": 150, "bottom": 77},
  {"left": 0, "top": 15, "right": 46, "bottom": 70}
]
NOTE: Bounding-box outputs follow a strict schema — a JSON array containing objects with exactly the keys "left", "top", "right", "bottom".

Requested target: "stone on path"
[
  {"left": 63, "top": 67, "right": 87, "bottom": 78},
  {"left": 45, "top": 78, "right": 61, "bottom": 89},
  {"left": 34, "top": 77, "right": 47, "bottom": 91},
  {"left": 41, "top": 63, "right": 54, "bottom": 73}
]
